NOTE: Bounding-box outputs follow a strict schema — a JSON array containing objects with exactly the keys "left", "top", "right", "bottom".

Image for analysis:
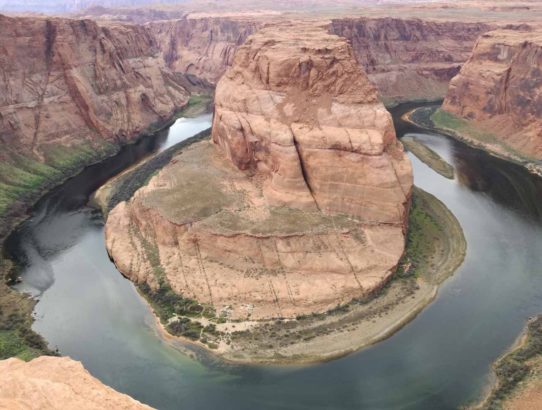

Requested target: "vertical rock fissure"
[{"left": 291, "top": 130, "right": 321, "bottom": 212}]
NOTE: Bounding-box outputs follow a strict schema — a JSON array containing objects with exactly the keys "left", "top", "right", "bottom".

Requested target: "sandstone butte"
[
  {"left": 0, "top": 357, "right": 153, "bottom": 409},
  {"left": 442, "top": 28, "right": 542, "bottom": 161},
  {"left": 105, "top": 22, "right": 413, "bottom": 322}
]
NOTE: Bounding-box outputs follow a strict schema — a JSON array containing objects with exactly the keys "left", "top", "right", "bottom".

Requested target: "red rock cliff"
[
  {"left": 212, "top": 22, "right": 412, "bottom": 224},
  {"left": 0, "top": 14, "right": 189, "bottom": 158},
  {"left": 442, "top": 29, "right": 542, "bottom": 160},
  {"left": 147, "top": 17, "right": 261, "bottom": 85},
  {"left": 330, "top": 17, "right": 492, "bottom": 103},
  {"left": 0, "top": 13, "right": 190, "bottom": 236}
]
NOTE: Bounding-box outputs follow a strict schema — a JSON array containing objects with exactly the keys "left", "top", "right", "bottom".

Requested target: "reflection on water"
[{"left": 5, "top": 106, "right": 542, "bottom": 410}]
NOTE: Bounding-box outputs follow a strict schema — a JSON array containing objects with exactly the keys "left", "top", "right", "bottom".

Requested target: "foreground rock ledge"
[
  {"left": 0, "top": 357, "right": 153, "bottom": 409},
  {"left": 107, "top": 22, "right": 412, "bottom": 323}
]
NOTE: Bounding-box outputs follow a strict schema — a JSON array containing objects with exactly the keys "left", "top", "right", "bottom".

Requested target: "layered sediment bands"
[
  {"left": 442, "top": 29, "right": 542, "bottom": 160},
  {"left": 0, "top": 357, "right": 153, "bottom": 409},
  {"left": 212, "top": 22, "right": 412, "bottom": 224},
  {"left": 0, "top": 13, "right": 189, "bottom": 234},
  {"left": 106, "top": 23, "right": 412, "bottom": 321},
  {"left": 0, "top": 14, "right": 189, "bottom": 156},
  {"left": 147, "top": 17, "right": 261, "bottom": 84},
  {"left": 330, "top": 17, "right": 492, "bottom": 103}
]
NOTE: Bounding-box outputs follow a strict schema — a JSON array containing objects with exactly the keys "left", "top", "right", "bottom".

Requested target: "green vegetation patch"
[
  {"left": 482, "top": 316, "right": 542, "bottom": 409},
  {"left": 0, "top": 257, "right": 53, "bottom": 361},
  {"left": 430, "top": 109, "right": 533, "bottom": 161},
  {"left": 396, "top": 186, "right": 464, "bottom": 285},
  {"left": 138, "top": 282, "right": 219, "bottom": 343}
]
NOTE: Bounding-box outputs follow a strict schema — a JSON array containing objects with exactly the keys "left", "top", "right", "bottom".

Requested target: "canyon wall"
[
  {"left": 147, "top": 17, "right": 261, "bottom": 85},
  {"left": 0, "top": 357, "right": 153, "bottom": 409},
  {"left": 146, "top": 16, "right": 490, "bottom": 104},
  {"left": 0, "top": 13, "right": 189, "bottom": 235},
  {"left": 442, "top": 29, "right": 542, "bottom": 160},
  {"left": 0, "top": 14, "right": 189, "bottom": 157},
  {"left": 106, "top": 22, "right": 412, "bottom": 321},
  {"left": 330, "top": 17, "right": 492, "bottom": 103}
]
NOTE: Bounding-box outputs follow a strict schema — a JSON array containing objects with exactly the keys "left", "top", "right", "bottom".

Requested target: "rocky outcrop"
[
  {"left": 147, "top": 17, "right": 261, "bottom": 85},
  {"left": 212, "top": 22, "right": 412, "bottom": 224},
  {"left": 106, "top": 22, "right": 412, "bottom": 321},
  {"left": 330, "top": 17, "right": 492, "bottom": 103},
  {"left": 442, "top": 29, "right": 542, "bottom": 160},
  {"left": 0, "top": 357, "right": 153, "bottom": 409}
]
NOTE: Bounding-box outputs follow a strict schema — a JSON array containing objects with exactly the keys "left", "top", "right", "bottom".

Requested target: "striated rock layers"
[
  {"left": 147, "top": 17, "right": 261, "bottom": 85},
  {"left": 330, "top": 17, "right": 491, "bottom": 103},
  {"left": 106, "top": 23, "right": 412, "bottom": 321},
  {"left": 0, "top": 14, "right": 189, "bottom": 158},
  {"left": 0, "top": 13, "right": 190, "bottom": 236},
  {"left": 442, "top": 29, "right": 542, "bottom": 160},
  {"left": 0, "top": 357, "right": 153, "bottom": 409}
]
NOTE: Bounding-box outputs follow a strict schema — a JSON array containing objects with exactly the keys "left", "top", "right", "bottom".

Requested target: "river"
[{"left": 6, "top": 105, "right": 542, "bottom": 409}]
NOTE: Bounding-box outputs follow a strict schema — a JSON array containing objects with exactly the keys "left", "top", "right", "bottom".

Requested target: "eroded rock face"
[
  {"left": 330, "top": 18, "right": 492, "bottom": 103},
  {"left": 0, "top": 14, "right": 189, "bottom": 159},
  {"left": 212, "top": 22, "right": 412, "bottom": 224},
  {"left": 442, "top": 29, "right": 542, "bottom": 159},
  {"left": 148, "top": 17, "right": 261, "bottom": 85},
  {"left": 106, "top": 23, "right": 412, "bottom": 321},
  {"left": 0, "top": 357, "right": 153, "bottom": 409}
]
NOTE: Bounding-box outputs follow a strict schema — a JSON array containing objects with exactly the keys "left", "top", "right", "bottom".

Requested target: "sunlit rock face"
[
  {"left": 0, "top": 357, "right": 153, "bottom": 409},
  {"left": 106, "top": 22, "right": 412, "bottom": 321},
  {"left": 212, "top": 22, "right": 412, "bottom": 225}
]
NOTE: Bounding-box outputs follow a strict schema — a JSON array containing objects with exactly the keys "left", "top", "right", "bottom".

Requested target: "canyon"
[
  {"left": 147, "top": 17, "right": 261, "bottom": 85},
  {"left": 440, "top": 28, "right": 542, "bottom": 166},
  {"left": 0, "top": 0, "right": 541, "bottom": 407},
  {"left": 0, "top": 357, "right": 153, "bottom": 409}
]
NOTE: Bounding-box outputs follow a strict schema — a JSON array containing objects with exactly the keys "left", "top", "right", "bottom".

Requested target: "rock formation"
[
  {"left": 106, "top": 22, "right": 412, "bottom": 321},
  {"left": 442, "top": 28, "right": 542, "bottom": 160},
  {"left": 147, "top": 17, "right": 261, "bottom": 85},
  {"left": 330, "top": 18, "right": 491, "bottom": 104},
  {"left": 0, "top": 13, "right": 190, "bottom": 236},
  {"left": 0, "top": 14, "right": 189, "bottom": 158},
  {"left": 0, "top": 357, "right": 153, "bottom": 409}
]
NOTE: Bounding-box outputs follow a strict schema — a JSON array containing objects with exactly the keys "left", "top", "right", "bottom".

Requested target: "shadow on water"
[{"left": 4, "top": 106, "right": 542, "bottom": 410}]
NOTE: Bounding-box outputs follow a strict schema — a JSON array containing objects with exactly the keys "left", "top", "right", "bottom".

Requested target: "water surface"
[{"left": 7, "top": 105, "right": 542, "bottom": 409}]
